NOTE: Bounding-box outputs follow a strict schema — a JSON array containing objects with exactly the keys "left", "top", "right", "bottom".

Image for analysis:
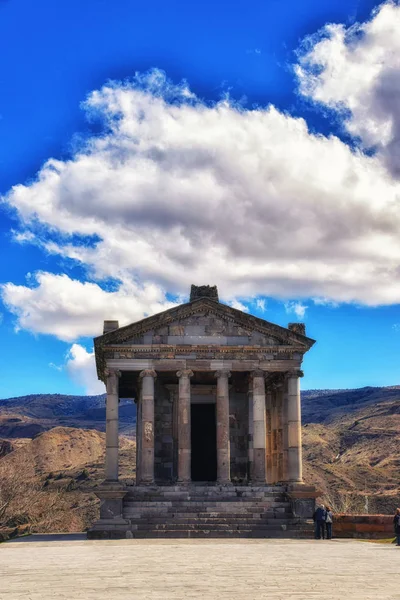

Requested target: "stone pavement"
[{"left": 1, "top": 535, "right": 399, "bottom": 600}]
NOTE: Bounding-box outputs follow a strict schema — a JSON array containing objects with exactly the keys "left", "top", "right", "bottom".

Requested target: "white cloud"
[
  {"left": 393, "top": 323, "right": 400, "bottom": 332},
  {"left": 3, "top": 67, "right": 400, "bottom": 310},
  {"left": 255, "top": 298, "right": 267, "bottom": 312},
  {"left": 2, "top": 4, "right": 400, "bottom": 350},
  {"left": 1, "top": 272, "right": 176, "bottom": 341},
  {"left": 48, "top": 362, "right": 63, "bottom": 372},
  {"left": 65, "top": 343, "right": 105, "bottom": 395},
  {"left": 285, "top": 301, "right": 308, "bottom": 320},
  {"left": 229, "top": 299, "right": 249, "bottom": 312},
  {"left": 296, "top": 1, "right": 400, "bottom": 176}
]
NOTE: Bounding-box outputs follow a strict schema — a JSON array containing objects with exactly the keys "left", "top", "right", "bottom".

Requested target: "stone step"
[
  {"left": 129, "top": 523, "right": 293, "bottom": 532},
  {"left": 124, "top": 512, "right": 292, "bottom": 521},
  {"left": 129, "top": 486, "right": 286, "bottom": 493},
  {"left": 123, "top": 506, "right": 292, "bottom": 517},
  {"left": 123, "top": 500, "right": 290, "bottom": 508},
  {"left": 124, "top": 496, "right": 287, "bottom": 504},
  {"left": 126, "top": 529, "right": 311, "bottom": 539},
  {"left": 127, "top": 517, "right": 291, "bottom": 529}
]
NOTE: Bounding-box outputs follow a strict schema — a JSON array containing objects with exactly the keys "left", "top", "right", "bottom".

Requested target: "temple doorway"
[{"left": 191, "top": 403, "right": 217, "bottom": 481}]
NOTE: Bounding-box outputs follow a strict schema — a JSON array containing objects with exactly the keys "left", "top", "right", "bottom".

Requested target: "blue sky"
[{"left": 0, "top": 0, "right": 399, "bottom": 397}]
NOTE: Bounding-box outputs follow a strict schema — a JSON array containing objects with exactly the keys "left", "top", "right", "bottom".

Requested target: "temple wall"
[
  {"left": 153, "top": 384, "right": 252, "bottom": 483},
  {"left": 229, "top": 392, "right": 249, "bottom": 482},
  {"left": 154, "top": 382, "right": 174, "bottom": 482}
]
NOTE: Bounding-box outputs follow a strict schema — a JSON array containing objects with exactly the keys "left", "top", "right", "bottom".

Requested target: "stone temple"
[{"left": 88, "top": 285, "right": 317, "bottom": 538}]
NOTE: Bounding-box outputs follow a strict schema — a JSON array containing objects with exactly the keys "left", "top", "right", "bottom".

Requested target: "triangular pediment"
[{"left": 95, "top": 298, "right": 315, "bottom": 350}]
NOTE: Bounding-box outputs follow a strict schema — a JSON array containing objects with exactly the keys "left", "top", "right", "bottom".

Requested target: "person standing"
[
  {"left": 325, "top": 506, "right": 333, "bottom": 539},
  {"left": 393, "top": 508, "right": 400, "bottom": 546},
  {"left": 313, "top": 504, "right": 327, "bottom": 540}
]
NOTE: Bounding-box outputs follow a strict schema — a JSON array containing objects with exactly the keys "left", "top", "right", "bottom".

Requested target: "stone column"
[
  {"left": 251, "top": 370, "right": 267, "bottom": 484},
  {"left": 247, "top": 388, "right": 254, "bottom": 482},
  {"left": 287, "top": 370, "right": 303, "bottom": 483},
  {"left": 177, "top": 369, "right": 193, "bottom": 483},
  {"left": 282, "top": 376, "right": 289, "bottom": 481},
  {"left": 134, "top": 396, "right": 141, "bottom": 484},
  {"left": 105, "top": 369, "right": 121, "bottom": 481},
  {"left": 265, "top": 389, "right": 272, "bottom": 484},
  {"left": 271, "top": 391, "right": 278, "bottom": 484},
  {"left": 215, "top": 370, "right": 231, "bottom": 484},
  {"left": 276, "top": 389, "right": 284, "bottom": 482},
  {"left": 138, "top": 369, "right": 157, "bottom": 484}
]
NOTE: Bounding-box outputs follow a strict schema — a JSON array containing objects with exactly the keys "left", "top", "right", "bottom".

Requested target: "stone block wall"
[
  {"left": 229, "top": 392, "right": 249, "bottom": 482},
  {"left": 154, "top": 382, "right": 174, "bottom": 481},
  {"left": 333, "top": 515, "right": 395, "bottom": 539}
]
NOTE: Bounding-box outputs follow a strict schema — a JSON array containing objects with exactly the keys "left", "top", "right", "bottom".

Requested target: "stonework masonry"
[{"left": 89, "top": 285, "right": 317, "bottom": 539}]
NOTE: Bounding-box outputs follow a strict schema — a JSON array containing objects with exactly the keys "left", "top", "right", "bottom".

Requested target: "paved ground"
[{"left": 1, "top": 535, "right": 399, "bottom": 600}]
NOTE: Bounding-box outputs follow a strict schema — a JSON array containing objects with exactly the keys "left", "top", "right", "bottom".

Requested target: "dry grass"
[{"left": 0, "top": 427, "right": 136, "bottom": 538}]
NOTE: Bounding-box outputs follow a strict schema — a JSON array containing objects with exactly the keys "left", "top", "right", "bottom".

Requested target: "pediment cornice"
[{"left": 95, "top": 298, "right": 315, "bottom": 350}]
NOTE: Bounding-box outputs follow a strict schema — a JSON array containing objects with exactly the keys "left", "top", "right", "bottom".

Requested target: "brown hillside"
[
  {"left": 0, "top": 427, "right": 136, "bottom": 539},
  {"left": 302, "top": 397, "right": 400, "bottom": 513}
]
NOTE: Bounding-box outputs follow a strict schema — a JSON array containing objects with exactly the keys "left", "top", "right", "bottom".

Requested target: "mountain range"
[{"left": 0, "top": 385, "right": 399, "bottom": 530}]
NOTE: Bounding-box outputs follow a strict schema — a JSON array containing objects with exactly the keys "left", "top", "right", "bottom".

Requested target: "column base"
[
  {"left": 93, "top": 481, "right": 127, "bottom": 520},
  {"left": 285, "top": 483, "right": 320, "bottom": 518},
  {"left": 87, "top": 481, "right": 128, "bottom": 539}
]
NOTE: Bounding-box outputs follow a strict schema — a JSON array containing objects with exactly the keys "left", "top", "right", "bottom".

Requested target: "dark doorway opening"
[{"left": 191, "top": 403, "right": 217, "bottom": 481}]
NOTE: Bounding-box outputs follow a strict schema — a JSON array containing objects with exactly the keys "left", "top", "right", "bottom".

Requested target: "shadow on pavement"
[{"left": 7, "top": 533, "right": 87, "bottom": 543}]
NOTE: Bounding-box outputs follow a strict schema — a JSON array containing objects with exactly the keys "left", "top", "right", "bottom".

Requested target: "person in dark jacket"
[
  {"left": 325, "top": 506, "right": 333, "bottom": 539},
  {"left": 313, "top": 504, "right": 327, "bottom": 540},
  {"left": 393, "top": 508, "right": 400, "bottom": 546}
]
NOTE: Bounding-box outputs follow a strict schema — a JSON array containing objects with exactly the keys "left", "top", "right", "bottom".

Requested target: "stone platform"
[
  {"left": 2, "top": 536, "right": 398, "bottom": 600},
  {"left": 88, "top": 484, "right": 314, "bottom": 539}
]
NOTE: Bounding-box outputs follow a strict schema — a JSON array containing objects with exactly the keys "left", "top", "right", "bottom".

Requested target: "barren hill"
[
  {"left": 0, "top": 385, "right": 399, "bottom": 528},
  {"left": 301, "top": 387, "right": 400, "bottom": 513},
  {"left": 0, "top": 427, "right": 136, "bottom": 538}
]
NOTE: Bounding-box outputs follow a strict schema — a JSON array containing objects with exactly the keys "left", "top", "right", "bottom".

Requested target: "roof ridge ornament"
[{"left": 189, "top": 284, "right": 219, "bottom": 303}]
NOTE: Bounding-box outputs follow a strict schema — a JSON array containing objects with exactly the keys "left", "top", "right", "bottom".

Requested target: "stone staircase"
[{"left": 119, "top": 485, "right": 314, "bottom": 538}]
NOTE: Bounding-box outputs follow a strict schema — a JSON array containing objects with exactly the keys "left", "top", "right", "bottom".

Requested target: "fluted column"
[
  {"left": 287, "top": 370, "right": 303, "bottom": 482},
  {"left": 138, "top": 369, "right": 157, "bottom": 484},
  {"left": 251, "top": 370, "right": 267, "bottom": 483},
  {"left": 177, "top": 369, "right": 193, "bottom": 483},
  {"left": 105, "top": 369, "right": 121, "bottom": 481},
  {"left": 215, "top": 370, "right": 231, "bottom": 484}
]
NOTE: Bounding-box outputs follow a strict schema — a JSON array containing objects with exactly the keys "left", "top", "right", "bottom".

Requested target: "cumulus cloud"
[
  {"left": 1, "top": 272, "right": 176, "bottom": 341},
  {"left": 296, "top": 0, "right": 400, "bottom": 176},
  {"left": 3, "top": 67, "right": 400, "bottom": 311},
  {"left": 65, "top": 344, "right": 105, "bottom": 395},
  {"left": 2, "top": 3, "right": 400, "bottom": 349}
]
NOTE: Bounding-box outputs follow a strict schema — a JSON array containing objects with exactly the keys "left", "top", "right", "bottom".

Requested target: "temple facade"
[{"left": 88, "top": 285, "right": 317, "bottom": 539}]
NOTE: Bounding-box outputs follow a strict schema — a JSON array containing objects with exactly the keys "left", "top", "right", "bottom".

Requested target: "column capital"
[
  {"left": 177, "top": 369, "right": 194, "bottom": 379},
  {"left": 288, "top": 369, "right": 304, "bottom": 378},
  {"left": 215, "top": 369, "right": 231, "bottom": 379},
  {"left": 249, "top": 369, "right": 265, "bottom": 380},
  {"left": 139, "top": 369, "right": 157, "bottom": 379},
  {"left": 104, "top": 368, "right": 121, "bottom": 378}
]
